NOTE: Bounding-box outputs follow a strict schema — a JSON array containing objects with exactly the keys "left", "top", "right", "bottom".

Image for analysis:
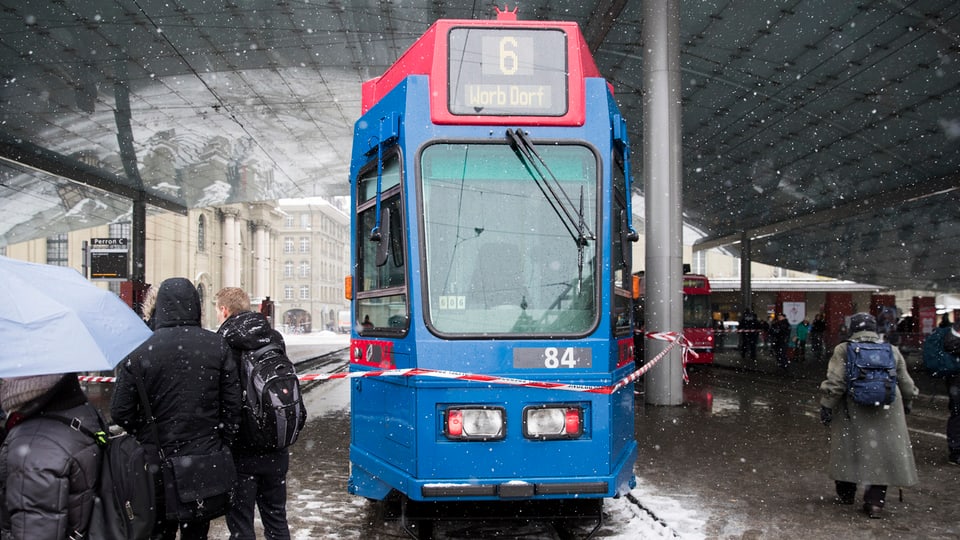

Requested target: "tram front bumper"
[{"left": 421, "top": 480, "right": 608, "bottom": 499}]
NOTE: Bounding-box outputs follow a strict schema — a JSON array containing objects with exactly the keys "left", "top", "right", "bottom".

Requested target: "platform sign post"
[{"left": 89, "top": 238, "right": 129, "bottom": 281}]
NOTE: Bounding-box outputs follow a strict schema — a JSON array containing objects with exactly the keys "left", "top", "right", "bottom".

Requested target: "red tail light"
[
  {"left": 565, "top": 408, "right": 580, "bottom": 434},
  {"left": 446, "top": 410, "right": 463, "bottom": 437}
]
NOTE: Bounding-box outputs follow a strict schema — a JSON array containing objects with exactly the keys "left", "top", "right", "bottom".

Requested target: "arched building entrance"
[{"left": 283, "top": 308, "right": 311, "bottom": 334}]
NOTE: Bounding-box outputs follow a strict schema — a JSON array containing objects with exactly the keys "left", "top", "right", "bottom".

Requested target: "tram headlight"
[
  {"left": 443, "top": 407, "right": 505, "bottom": 441},
  {"left": 523, "top": 405, "right": 583, "bottom": 439}
]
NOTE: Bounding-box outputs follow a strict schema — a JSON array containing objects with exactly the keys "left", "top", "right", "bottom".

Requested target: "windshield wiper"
[
  {"left": 506, "top": 129, "right": 595, "bottom": 246},
  {"left": 507, "top": 128, "right": 595, "bottom": 289}
]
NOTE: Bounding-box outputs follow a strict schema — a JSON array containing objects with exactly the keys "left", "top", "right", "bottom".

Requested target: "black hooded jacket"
[
  {"left": 110, "top": 277, "right": 241, "bottom": 458},
  {"left": 218, "top": 310, "right": 286, "bottom": 455}
]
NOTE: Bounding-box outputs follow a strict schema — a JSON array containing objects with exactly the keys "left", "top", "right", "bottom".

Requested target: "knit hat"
[
  {"left": 1, "top": 374, "right": 63, "bottom": 414},
  {"left": 849, "top": 312, "right": 877, "bottom": 333}
]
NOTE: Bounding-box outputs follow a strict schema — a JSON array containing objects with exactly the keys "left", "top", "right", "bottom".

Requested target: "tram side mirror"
[
  {"left": 375, "top": 207, "right": 391, "bottom": 267},
  {"left": 619, "top": 210, "right": 636, "bottom": 272}
]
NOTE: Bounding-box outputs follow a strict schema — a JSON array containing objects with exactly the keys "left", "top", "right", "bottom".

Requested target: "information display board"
[
  {"left": 447, "top": 27, "right": 567, "bottom": 117},
  {"left": 90, "top": 238, "right": 128, "bottom": 280}
]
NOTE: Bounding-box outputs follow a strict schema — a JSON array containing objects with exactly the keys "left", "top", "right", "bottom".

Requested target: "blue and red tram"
[{"left": 346, "top": 9, "right": 639, "bottom": 510}]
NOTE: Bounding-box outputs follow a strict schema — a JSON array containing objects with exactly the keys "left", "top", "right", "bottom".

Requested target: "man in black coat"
[
  {"left": 739, "top": 309, "right": 759, "bottom": 361},
  {"left": 215, "top": 287, "right": 293, "bottom": 540},
  {"left": 769, "top": 313, "right": 791, "bottom": 369},
  {"left": 111, "top": 277, "right": 241, "bottom": 540}
]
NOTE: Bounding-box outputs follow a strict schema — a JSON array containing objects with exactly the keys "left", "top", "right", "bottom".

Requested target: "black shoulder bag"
[{"left": 131, "top": 363, "right": 236, "bottom": 522}]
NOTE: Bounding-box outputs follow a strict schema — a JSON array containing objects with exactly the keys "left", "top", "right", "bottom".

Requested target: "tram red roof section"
[{"left": 360, "top": 17, "right": 602, "bottom": 126}]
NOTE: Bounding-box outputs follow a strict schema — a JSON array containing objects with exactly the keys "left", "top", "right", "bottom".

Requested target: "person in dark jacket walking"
[
  {"left": 810, "top": 313, "right": 827, "bottom": 361},
  {"left": 819, "top": 313, "right": 919, "bottom": 519},
  {"left": 943, "top": 319, "right": 960, "bottom": 465},
  {"left": 0, "top": 373, "right": 100, "bottom": 539},
  {"left": 111, "top": 277, "right": 241, "bottom": 540},
  {"left": 739, "top": 309, "right": 759, "bottom": 362},
  {"left": 769, "top": 313, "right": 791, "bottom": 369},
  {"left": 215, "top": 287, "right": 292, "bottom": 540}
]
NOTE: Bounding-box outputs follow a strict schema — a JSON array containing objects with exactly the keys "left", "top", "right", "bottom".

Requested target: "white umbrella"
[{"left": 0, "top": 256, "right": 152, "bottom": 377}]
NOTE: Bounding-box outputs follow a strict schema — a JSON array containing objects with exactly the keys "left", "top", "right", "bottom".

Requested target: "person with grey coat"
[
  {"left": 819, "top": 312, "right": 919, "bottom": 519},
  {"left": 0, "top": 373, "right": 100, "bottom": 540}
]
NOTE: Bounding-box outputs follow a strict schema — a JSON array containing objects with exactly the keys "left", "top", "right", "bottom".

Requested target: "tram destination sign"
[
  {"left": 447, "top": 27, "right": 568, "bottom": 117},
  {"left": 89, "top": 237, "right": 128, "bottom": 280}
]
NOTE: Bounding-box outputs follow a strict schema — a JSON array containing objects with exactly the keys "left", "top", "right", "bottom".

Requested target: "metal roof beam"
[
  {"left": 0, "top": 132, "right": 187, "bottom": 215},
  {"left": 694, "top": 173, "right": 960, "bottom": 251}
]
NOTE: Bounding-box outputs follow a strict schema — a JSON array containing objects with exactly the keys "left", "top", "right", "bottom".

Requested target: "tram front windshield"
[{"left": 420, "top": 143, "right": 598, "bottom": 336}]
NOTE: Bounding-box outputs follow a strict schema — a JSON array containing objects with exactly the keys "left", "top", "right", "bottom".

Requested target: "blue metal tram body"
[{"left": 347, "top": 14, "right": 638, "bottom": 505}]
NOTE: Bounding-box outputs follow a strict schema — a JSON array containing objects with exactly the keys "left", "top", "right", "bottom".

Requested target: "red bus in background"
[
  {"left": 634, "top": 271, "right": 715, "bottom": 365},
  {"left": 680, "top": 274, "right": 714, "bottom": 364}
]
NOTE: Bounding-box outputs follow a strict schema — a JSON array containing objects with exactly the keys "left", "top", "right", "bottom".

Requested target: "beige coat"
[{"left": 819, "top": 331, "right": 919, "bottom": 487}]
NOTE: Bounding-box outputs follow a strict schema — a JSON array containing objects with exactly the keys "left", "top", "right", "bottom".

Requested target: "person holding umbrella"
[{"left": 0, "top": 256, "right": 153, "bottom": 540}]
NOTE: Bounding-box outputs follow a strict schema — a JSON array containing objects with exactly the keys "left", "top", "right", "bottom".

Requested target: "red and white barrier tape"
[{"left": 79, "top": 331, "right": 694, "bottom": 394}]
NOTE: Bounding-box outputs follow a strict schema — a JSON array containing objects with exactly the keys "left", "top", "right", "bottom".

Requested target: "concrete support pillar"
[
  {"left": 222, "top": 210, "right": 238, "bottom": 287},
  {"left": 740, "top": 232, "right": 752, "bottom": 313},
  {"left": 232, "top": 216, "right": 243, "bottom": 286},
  {"left": 642, "top": 0, "right": 683, "bottom": 405},
  {"left": 255, "top": 224, "right": 269, "bottom": 298}
]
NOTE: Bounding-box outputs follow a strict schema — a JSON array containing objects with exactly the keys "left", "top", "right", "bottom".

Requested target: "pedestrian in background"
[
  {"left": 0, "top": 373, "right": 99, "bottom": 539},
  {"left": 739, "top": 309, "right": 759, "bottom": 362},
  {"left": 943, "top": 319, "right": 960, "bottom": 465},
  {"left": 795, "top": 319, "right": 810, "bottom": 362},
  {"left": 259, "top": 296, "right": 275, "bottom": 329},
  {"left": 818, "top": 312, "right": 918, "bottom": 519},
  {"left": 216, "top": 287, "right": 293, "bottom": 540},
  {"left": 810, "top": 313, "right": 827, "bottom": 361},
  {"left": 769, "top": 313, "right": 791, "bottom": 370},
  {"left": 141, "top": 284, "right": 158, "bottom": 329},
  {"left": 112, "top": 277, "right": 241, "bottom": 540}
]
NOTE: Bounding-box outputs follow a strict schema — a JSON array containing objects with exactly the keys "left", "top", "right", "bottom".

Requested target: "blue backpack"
[
  {"left": 845, "top": 341, "right": 897, "bottom": 406},
  {"left": 923, "top": 327, "right": 960, "bottom": 377}
]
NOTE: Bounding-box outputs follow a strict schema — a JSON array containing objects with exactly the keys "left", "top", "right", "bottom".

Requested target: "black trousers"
[
  {"left": 836, "top": 481, "right": 886, "bottom": 506},
  {"left": 226, "top": 449, "right": 292, "bottom": 540}
]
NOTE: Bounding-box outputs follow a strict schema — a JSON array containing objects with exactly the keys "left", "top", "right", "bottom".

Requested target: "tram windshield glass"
[{"left": 420, "top": 143, "right": 598, "bottom": 336}]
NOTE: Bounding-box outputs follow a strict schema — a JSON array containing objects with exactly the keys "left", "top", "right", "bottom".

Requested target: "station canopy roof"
[{"left": 0, "top": 1, "right": 957, "bottom": 292}]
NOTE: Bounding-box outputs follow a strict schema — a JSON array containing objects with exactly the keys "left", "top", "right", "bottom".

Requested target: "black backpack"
[
  {"left": 45, "top": 412, "right": 156, "bottom": 540},
  {"left": 845, "top": 341, "right": 898, "bottom": 407},
  {"left": 239, "top": 343, "right": 308, "bottom": 451}
]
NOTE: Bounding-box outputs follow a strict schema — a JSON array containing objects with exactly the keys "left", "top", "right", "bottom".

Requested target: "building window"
[
  {"left": 197, "top": 215, "right": 206, "bottom": 253},
  {"left": 46, "top": 234, "right": 68, "bottom": 266},
  {"left": 285, "top": 215, "right": 295, "bottom": 228},
  {"left": 299, "top": 237, "right": 310, "bottom": 253},
  {"left": 299, "top": 261, "right": 310, "bottom": 278},
  {"left": 300, "top": 213, "right": 311, "bottom": 229},
  {"left": 300, "top": 285, "right": 310, "bottom": 300},
  {"left": 109, "top": 222, "right": 131, "bottom": 240},
  {"left": 284, "top": 237, "right": 294, "bottom": 254},
  {"left": 284, "top": 285, "right": 294, "bottom": 300},
  {"left": 284, "top": 261, "right": 294, "bottom": 278}
]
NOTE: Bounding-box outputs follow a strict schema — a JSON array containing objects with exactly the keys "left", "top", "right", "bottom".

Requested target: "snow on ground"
[{"left": 620, "top": 481, "right": 709, "bottom": 539}]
